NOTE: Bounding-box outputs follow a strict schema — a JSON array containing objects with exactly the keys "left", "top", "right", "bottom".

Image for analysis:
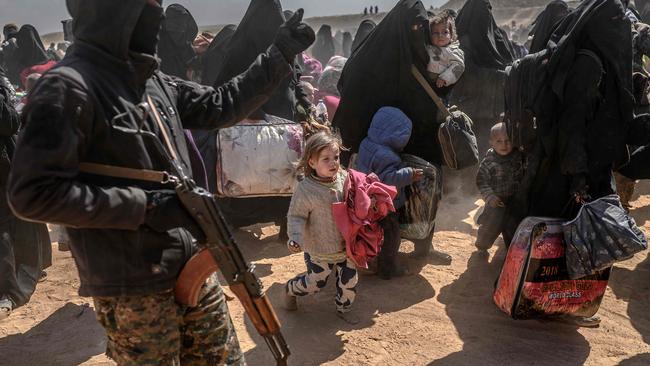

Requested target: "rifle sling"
[
  {"left": 78, "top": 162, "right": 169, "bottom": 183},
  {"left": 78, "top": 93, "right": 186, "bottom": 184}
]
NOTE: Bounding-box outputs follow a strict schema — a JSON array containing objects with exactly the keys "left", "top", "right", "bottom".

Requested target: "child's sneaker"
[{"left": 284, "top": 286, "right": 297, "bottom": 311}]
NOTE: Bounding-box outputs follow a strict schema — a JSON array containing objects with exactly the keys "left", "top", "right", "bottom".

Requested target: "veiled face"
[{"left": 410, "top": 15, "right": 431, "bottom": 64}]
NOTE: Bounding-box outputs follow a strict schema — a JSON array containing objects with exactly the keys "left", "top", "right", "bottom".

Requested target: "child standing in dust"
[
  {"left": 284, "top": 131, "right": 359, "bottom": 324},
  {"left": 427, "top": 10, "right": 465, "bottom": 88},
  {"left": 475, "top": 123, "right": 524, "bottom": 250}
]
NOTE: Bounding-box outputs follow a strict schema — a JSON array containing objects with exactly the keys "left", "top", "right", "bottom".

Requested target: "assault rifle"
[{"left": 90, "top": 97, "right": 290, "bottom": 365}]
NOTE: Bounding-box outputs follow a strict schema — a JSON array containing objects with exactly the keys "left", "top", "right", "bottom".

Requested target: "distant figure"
[
  {"left": 364, "top": 7, "right": 368, "bottom": 15},
  {"left": 46, "top": 42, "right": 60, "bottom": 61},
  {"left": 375, "top": 6, "right": 379, "bottom": 14}
]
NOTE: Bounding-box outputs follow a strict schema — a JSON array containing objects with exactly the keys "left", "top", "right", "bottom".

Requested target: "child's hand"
[
  {"left": 412, "top": 168, "right": 424, "bottom": 182},
  {"left": 287, "top": 240, "right": 302, "bottom": 254},
  {"left": 436, "top": 78, "right": 447, "bottom": 88},
  {"left": 487, "top": 196, "right": 505, "bottom": 208}
]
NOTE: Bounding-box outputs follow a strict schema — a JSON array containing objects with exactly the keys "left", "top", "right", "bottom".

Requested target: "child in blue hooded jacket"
[{"left": 356, "top": 107, "right": 423, "bottom": 279}]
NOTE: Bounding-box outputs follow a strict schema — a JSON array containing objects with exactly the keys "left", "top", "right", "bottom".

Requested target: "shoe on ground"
[
  {"left": 560, "top": 314, "right": 601, "bottom": 328},
  {"left": 474, "top": 240, "right": 493, "bottom": 251},
  {"left": 336, "top": 311, "right": 360, "bottom": 325},
  {"left": 58, "top": 242, "right": 70, "bottom": 252},
  {"left": 38, "top": 270, "right": 47, "bottom": 283},
  {"left": 0, "top": 297, "right": 13, "bottom": 321},
  {"left": 284, "top": 287, "right": 297, "bottom": 311}
]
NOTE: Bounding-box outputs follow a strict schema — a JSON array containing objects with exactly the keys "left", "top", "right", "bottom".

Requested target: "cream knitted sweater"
[{"left": 287, "top": 170, "right": 347, "bottom": 257}]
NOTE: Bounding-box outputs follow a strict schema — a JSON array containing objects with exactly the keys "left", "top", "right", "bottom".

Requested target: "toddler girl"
[{"left": 284, "top": 131, "right": 359, "bottom": 324}]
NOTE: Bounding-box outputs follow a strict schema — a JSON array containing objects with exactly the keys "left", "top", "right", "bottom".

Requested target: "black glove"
[
  {"left": 144, "top": 190, "right": 206, "bottom": 242},
  {"left": 274, "top": 9, "right": 315, "bottom": 63},
  {"left": 569, "top": 173, "right": 590, "bottom": 203}
]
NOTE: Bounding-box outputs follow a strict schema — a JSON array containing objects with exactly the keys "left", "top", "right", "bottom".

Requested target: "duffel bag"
[
  {"left": 437, "top": 109, "right": 479, "bottom": 170},
  {"left": 215, "top": 115, "right": 304, "bottom": 198},
  {"left": 494, "top": 217, "right": 610, "bottom": 320}
]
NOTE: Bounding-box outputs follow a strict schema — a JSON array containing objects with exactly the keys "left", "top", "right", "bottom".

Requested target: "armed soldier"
[{"left": 7, "top": 0, "right": 315, "bottom": 365}]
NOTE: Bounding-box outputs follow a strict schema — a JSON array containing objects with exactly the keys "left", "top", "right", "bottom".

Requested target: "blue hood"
[{"left": 367, "top": 107, "right": 412, "bottom": 152}]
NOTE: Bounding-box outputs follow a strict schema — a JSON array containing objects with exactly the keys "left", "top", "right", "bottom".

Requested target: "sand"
[{"left": 1, "top": 182, "right": 649, "bottom": 366}]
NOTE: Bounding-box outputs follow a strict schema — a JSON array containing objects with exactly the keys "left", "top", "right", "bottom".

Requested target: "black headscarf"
[
  {"left": 455, "top": 0, "right": 516, "bottom": 69},
  {"left": 528, "top": 0, "right": 571, "bottom": 53},
  {"left": 215, "top": 0, "right": 295, "bottom": 120},
  {"left": 312, "top": 25, "right": 335, "bottom": 65},
  {"left": 333, "top": 0, "right": 442, "bottom": 164},
  {"left": 157, "top": 4, "right": 198, "bottom": 79},
  {"left": 351, "top": 19, "right": 376, "bottom": 53},
  {"left": 15, "top": 25, "right": 48, "bottom": 70},
  {"left": 342, "top": 31, "right": 353, "bottom": 57},
  {"left": 200, "top": 24, "right": 236, "bottom": 86}
]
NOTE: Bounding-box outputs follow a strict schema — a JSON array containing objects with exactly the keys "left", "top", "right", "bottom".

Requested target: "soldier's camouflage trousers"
[{"left": 93, "top": 274, "right": 245, "bottom": 366}]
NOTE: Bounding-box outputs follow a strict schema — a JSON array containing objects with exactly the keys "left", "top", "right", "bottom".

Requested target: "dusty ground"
[{"left": 1, "top": 182, "right": 649, "bottom": 366}]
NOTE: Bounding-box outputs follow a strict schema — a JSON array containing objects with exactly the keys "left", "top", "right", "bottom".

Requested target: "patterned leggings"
[{"left": 286, "top": 253, "right": 358, "bottom": 313}]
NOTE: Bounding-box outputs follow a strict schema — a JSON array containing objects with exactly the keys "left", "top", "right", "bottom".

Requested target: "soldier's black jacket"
[{"left": 7, "top": 0, "right": 291, "bottom": 297}]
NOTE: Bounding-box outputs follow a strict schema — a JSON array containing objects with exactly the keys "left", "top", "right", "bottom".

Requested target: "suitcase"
[
  {"left": 398, "top": 154, "right": 442, "bottom": 240},
  {"left": 215, "top": 115, "right": 304, "bottom": 198},
  {"left": 493, "top": 217, "right": 610, "bottom": 319}
]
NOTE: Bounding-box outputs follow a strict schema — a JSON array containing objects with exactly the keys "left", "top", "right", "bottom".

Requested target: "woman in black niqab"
[
  {"left": 342, "top": 31, "right": 353, "bottom": 57},
  {"left": 333, "top": 0, "right": 439, "bottom": 164},
  {"left": 215, "top": 0, "right": 296, "bottom": 120},
  {"left": 157, "top": 4, "right": 199, "bottom": 79},
  {"left": 210, "top": 0, "right": 298, "bottom": 230},
  {"left": 528, "top": 0, "right": 570, "bottom": 53},
  {"left": 15, "top": 25, "right": 48, "bottom": 71},
  {"left": 351, "top": 19, "right": 376, "bottom": 53},
  {"left": 515, "top": 0, "right": 634, "bottom": 220},
  {"left": 312, "top": 25, "right": 336, "bottom": 65},
  {"left": 200, "top": 24, "right": 236, "bottom": 86},
  {"left": 334, "top": 0, "right": 452, "bottom": 260},
  {"left": 455, "top": 0, "right": 516, "bottom": 69}
]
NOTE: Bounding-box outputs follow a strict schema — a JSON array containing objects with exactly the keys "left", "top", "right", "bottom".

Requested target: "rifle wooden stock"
[
  {"left": 175, "top": 249, "right": 219, "bottom": 307},
  {"left": 175, "top": 249, "right": 282, "bottom": 336},
  {"left": 175, "top": 248, "right": 289, "bottom": 365}
]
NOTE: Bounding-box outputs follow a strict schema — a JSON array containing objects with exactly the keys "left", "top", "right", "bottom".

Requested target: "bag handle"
[{"left": 410, "top": 65, "right": 452, "bottom": 119}]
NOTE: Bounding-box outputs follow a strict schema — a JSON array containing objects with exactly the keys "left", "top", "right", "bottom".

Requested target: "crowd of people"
[{"left": 0, "top": 0, "right": 649, "bottom": 364}]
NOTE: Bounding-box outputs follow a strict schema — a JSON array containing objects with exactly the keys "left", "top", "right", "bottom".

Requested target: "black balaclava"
[{"left": 130, "top": 1, "right": 164, "bottom": 55}]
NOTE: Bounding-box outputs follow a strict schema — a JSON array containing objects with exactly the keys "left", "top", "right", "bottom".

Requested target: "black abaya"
[
  {"left": 332, "top": 0, "right": 442, "bottom": 164},
  {"left": 455, "top": 0, "right": 516, "bottom": 70}
]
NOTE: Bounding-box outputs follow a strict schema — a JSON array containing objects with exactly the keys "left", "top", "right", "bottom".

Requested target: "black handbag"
[{"left": 411, "top": 65, "right": 478, "bottom": 170}]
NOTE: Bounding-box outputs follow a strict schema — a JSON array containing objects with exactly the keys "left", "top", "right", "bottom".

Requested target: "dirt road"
[{"left": 1, "top": 184, "right": 649, "bottom": 366}]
